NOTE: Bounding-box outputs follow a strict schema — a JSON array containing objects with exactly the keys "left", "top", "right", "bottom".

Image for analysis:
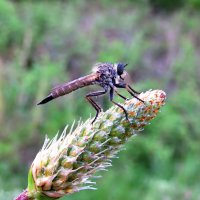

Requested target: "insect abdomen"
[
  {"left": 37, "top": 73, "right": 99, "bottom": 105},
  {"left": 51, "top": 73, "right": 98, "bottom": 98}
]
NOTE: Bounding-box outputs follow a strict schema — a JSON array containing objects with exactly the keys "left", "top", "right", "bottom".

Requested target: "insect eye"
[{"left": 117, "top": 63, "right": 128, "bottom": 75}]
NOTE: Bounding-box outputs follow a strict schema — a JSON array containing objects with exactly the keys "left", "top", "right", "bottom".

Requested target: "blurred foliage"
[{"left": 0, "top": 0, "right": 200, "bottom": 199}]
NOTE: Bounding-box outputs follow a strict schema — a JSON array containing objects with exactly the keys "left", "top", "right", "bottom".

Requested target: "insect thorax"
[{"left": 93, "top": 63, "right": 117, "bottom": 87}]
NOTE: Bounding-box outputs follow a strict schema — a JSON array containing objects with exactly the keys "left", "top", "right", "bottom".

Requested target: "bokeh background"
[{"left": 0, "top": 0, "right": 200, "bottom": 199}]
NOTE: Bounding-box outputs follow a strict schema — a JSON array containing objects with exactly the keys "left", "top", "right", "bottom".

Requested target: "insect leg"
[
  {"left": 109, "top": 87, "right": 129, "bottom": 121},
  {"left": 127, "top": 85, "right": 140, "bottom": 94},
  {"left": 86, "top": 89, "right": 108, "bottom": 111},
  {"left": 114, "top": 83, "right": 144, "bottom": 103},
  {"left": 86, "top": 89, "right": 108, "bottom": 124},
  {"left": 126, "top": 87, "right": 145, "bottom": 103},
  {"left": 114, "top": 90, "right": 129, "bottom": 100},
  {"left": 112, "top": 79, "right": 128, "bottom": 100},
  {"left": 86, "top": 96, "right": 101, "bottom": 124},
  {"left": 86, "top": 95, "right": 102, "bottom": 111},
  {"left": 113, "top": 83, "right": 129, "bottom": 100}
]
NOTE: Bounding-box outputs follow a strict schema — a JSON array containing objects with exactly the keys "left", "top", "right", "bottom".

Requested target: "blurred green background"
[{"left": 0, "top": 0, "right": 200, "bottom": 199}]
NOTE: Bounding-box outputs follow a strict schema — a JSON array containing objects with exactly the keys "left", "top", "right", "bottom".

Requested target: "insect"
[{"left": 37, "top": 62, "right": 144, "bottom": 123}]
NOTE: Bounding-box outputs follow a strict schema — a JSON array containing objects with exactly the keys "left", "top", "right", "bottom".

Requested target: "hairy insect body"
[{"left": 93, "top": 63, "right": 117, "bottom": 88}]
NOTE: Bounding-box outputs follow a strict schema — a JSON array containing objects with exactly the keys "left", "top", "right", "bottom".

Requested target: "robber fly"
[{"left": 37, "top": 62, "right": 144, "bottom": 123}]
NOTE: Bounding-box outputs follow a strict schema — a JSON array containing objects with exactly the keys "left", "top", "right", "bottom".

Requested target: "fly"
[{"left": 37, "top": 62, "right": 145, "bottom": 123}]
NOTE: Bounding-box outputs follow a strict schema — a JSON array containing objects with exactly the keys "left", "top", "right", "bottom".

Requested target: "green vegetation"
[{"left": 0, "top": 0, "right": 200, "bottom": 199}]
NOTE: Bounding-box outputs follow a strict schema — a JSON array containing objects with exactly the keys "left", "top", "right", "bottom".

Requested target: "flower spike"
[{"left": 16, "top": 90, "right": 166, "bottom": 200}]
